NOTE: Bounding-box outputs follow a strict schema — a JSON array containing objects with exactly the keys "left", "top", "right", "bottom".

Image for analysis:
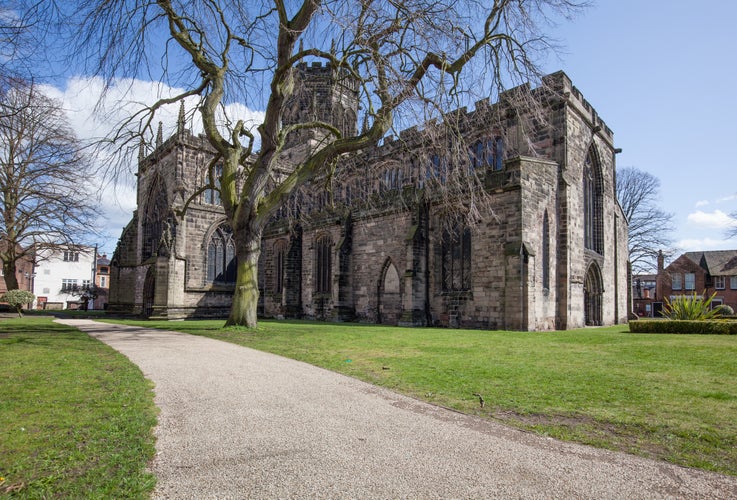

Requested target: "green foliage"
[
  {"left": 0, "top": 289, "right": 35, "bottom": 317},
  {"left": 630, "top": 319, "right": 737, "bottom": 335},
  {"left": 108, "top": 318, "right": 737, "bottom": 476},
  {"left": 0, "top": 317, "right": 157, "bottom": 497},
  {"left": 662, "top": 291, "right": 721, "bottom": 320},
  {"left": 716, "top": 304, "right": 735, "bottom": 317}
]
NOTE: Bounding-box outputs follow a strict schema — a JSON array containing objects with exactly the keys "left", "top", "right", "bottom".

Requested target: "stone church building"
[{"left": 108, "top": 69, "right": 629, "bottom": 330}]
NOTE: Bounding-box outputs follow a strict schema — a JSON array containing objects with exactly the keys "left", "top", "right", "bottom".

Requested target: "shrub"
[
  {"left": 629, "top": 319, "right": 737, "bottom": 335},
  {"left": 1, "top": 289, "right": 36, "bottom": 317},
  {"left": 715, "top": 304, "right": 735, "bottom": 317}
]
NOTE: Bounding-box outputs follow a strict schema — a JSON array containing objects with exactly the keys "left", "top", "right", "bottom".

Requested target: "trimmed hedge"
[{"left": 629, "top": 319, "right": 737, "bottom": 335}]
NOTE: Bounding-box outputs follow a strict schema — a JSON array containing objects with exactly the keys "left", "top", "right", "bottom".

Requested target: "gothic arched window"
[
  {"left": 203, "top": 164, "right": 223, "bottom": 205},
  {"left": 142, "top": 174, "right": 168, "bottom": 260},
  {"left": 315, "top": 235, "right": 332, "bottom": 294},
  {"left": 441, "top": 227, "right": 471, "bottom": 292},
  {"left": 583, "top": 147, "right": 604, "bottom": 254},
  {"left": 273, "top": 240, "right": 287, "bottom": 294},
  {"left": 206, "top": 224, "right": 236, "bottom": 283},
  {"left": 469, "top": 137, "right": 504, "bottom": 171}
]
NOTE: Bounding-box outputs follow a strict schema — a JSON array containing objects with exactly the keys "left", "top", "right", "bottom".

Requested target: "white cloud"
[
  {"left": 717, "top": 193, "right": 737, "bottom": 204},
  {"left": 38, "top": 76, "right": 265, "bottom": 254},
  {"left": 676, "top": 237, "right": 737, "bottom": 252},
  {"left": 686, "top": 209, "right": 737, "bottom": 229},
  {"left": 695, "top": 199, "right": 709, "bottom": 208}
]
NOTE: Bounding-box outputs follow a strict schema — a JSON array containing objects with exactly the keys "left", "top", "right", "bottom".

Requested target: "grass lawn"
[
  {"left": 0, "top": 316, "right": 157, "bottom": 498},
  {"left": 108, "top": 318, "right": 737, "bottom": 476}
]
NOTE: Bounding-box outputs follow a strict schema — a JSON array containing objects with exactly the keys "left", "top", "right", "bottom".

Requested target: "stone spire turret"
[
  {"left": 156, "top": 121, "right": 163, "bottom": 148},
  {"left": 177, "top": 101, "right": 186, "bottom": 135}
]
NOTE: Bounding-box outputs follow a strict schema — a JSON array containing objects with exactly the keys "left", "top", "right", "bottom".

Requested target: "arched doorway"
[
  {"left": 143, "top": 266, "right": 155, "bottom": 318},
  {"left": 378, "top": 260, "right": 401, "bottom": 324},
  {"left": 584, "top": 263, "right": 603, "bottom": 326}
]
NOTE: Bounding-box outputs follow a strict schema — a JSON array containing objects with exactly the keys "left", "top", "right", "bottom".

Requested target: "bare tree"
[
  {"left": 727, "top": 210, "right": 737, "bottom": 239},
  {"left": 0, "top": 2, "right": 57, "bottom": 87},
  {"left": 616, "top": 166, "right": 674, "bottom": 274},
  {"left": 0, "top": 81, "right": 98, "bottom": 290},
  {"left": 72, "top": 0, "right": 584, "bottom": 327}
]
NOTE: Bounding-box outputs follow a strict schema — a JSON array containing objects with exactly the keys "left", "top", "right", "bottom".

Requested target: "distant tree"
[
  {"left": 73, "top": 0, "right": 585, "bottom": 327},
  {"left": 616, "top": 166, "right": 675, "bottom": 273},
  {"left": 1, "top": 289, "right": 35, "bottom": 317},
  {"left": 727, "top": 211, "right": 737, "bottom": 239},
  {"left": 0, "top": 2, "right": 56, "bottom": 87},
  {"left": 0, "top": 81, "right": 98, "bottom": 290}
]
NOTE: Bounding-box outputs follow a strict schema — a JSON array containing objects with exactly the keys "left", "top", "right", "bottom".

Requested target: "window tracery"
[
  {"left": 206, "top": 224, "right": 236, "bottom": 283},
  {"left": 441, "top": 227, "right": 471, "bottom": 292}
]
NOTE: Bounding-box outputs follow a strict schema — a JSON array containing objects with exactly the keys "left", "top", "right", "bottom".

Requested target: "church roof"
[{"left": 683, "top": 250, "right": 737, "bottom": 276}]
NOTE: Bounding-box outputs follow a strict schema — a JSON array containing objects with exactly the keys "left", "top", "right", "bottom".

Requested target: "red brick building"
[
  {"left": 93, "top": 254, "right": 110, "bottom": 310},
  {"left": 0, "top": 246, "right": 34, "bottom": 295},
  {"left": 654, "top": 250, "right": 737, "bottom": 316}
]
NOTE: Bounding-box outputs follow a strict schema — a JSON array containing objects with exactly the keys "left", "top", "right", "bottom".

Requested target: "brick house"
[
  {"left": 93, "top": 254, "right": 110, "bottom": 310},
  {"left": 655, "top": 250, "right": 737, "bottom": 315},
  {"left": 0, "top": 244, "right": 34, "bottom": 295},
  {"left": 632, "top": 273, "right": 657, "bottom": 317},
  {"left": 108, "top": 70, "right": 630, "bottom": 330}
]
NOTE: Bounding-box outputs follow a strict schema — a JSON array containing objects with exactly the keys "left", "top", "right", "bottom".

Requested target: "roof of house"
[{"left": 683, "top": 250, "right": 737, "bottom": 276}]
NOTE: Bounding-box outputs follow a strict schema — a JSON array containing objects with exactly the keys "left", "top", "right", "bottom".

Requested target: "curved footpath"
[{"left": 58, "top": 319, "right": 737, "bottom": 499}]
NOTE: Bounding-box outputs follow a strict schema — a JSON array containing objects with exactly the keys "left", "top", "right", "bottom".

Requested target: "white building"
[{"left": 33, "top": 246, "right": 96, "bottom": 310}]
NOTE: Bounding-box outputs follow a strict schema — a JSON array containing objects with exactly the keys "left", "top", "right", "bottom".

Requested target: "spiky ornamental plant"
[{"left": 662, "top": 292, "right": 721, "bottom": 321}]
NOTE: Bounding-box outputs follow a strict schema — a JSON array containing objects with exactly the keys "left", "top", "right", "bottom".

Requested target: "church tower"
[{"left": 282, "top": 62, "right": 360, "bottom": 161}]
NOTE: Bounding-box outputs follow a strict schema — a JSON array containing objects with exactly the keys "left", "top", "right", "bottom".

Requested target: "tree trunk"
[
  {"left": 2, "top": 259, "right": 18, "bottom": 291},
  {"left": 225, "top": 230, "right": 262, "bottom": 328}
]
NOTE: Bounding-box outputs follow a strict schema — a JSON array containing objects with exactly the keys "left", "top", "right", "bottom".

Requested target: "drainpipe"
[
  {"left": 520, "top": 242, "right": 525, "bottom": 330},
  {"left": 614, "top": 215, "right": 619, "bottom": 323}
]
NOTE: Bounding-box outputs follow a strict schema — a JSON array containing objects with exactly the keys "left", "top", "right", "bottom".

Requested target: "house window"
[
  {"left": 206, "top": 224, "right": 236, "bottom": 283},
  {"left": 274, "top": 241, "right": 286, "bottom": 294},
  {"left": 82, "top": 280, "right": 91, "bottom": 290},
  {"left": 685, "top": 273, "right": 696, "bottom": 291},
  {"left": 714, "top": 276, "right": 726, "bottom": 290},
  {"left": 100, "top": 276, "right": 106, "bottom": 287},
  {"left": 730, "top": 276, "right": 737, "bottom": 289},
  {"left": 315, "top": 235, "right": 332, "bottom": 294},
  {"left": 441, "top": 227, "right": 471, "bottom": 292},
  {"left": 63, "top": 251, "right": 79, "bottom": 262},
  {"left": 671, "top": 273, "right": 682, "bottom": 290},
  {"left": 61, "top": 279, "right": 78, "bottom": 293}
]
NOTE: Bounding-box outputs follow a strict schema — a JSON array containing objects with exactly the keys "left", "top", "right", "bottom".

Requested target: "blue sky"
[
  {"left": 548, "top": 0, "right": 737, "bottom": 254},
  {"left": 40, "top": 1, "right": 737, "bottom": 258}
]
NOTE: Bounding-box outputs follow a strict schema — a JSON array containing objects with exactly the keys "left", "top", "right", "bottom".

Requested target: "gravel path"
[{"left": 59, "top": 319, "right": 737, "bottom": 499}]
